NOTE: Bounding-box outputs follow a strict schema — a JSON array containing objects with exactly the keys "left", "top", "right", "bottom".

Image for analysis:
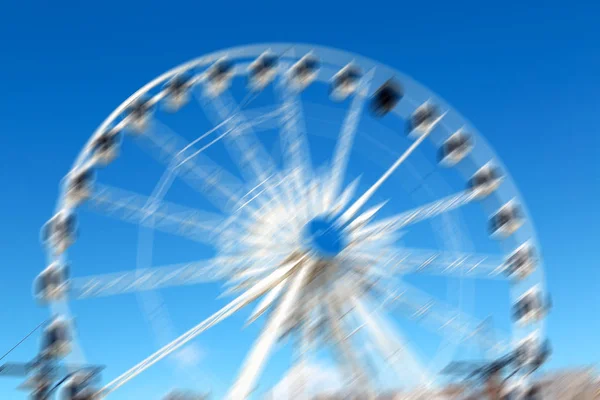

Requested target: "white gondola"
[
  {"left": 125, "top": 97, "right": 153, "bottom": 133},
  {"left": 63, "top": 373, "right": 85, "bottom": 399},
  {"left": 515, "top": 332, "right": 540, "bottom": 368},
  {"left": 515, "top": 332, "right": 550, "bottom": 373},
  {"left": 41, "top": 212, "right": 76, "bottom": 255},
  {"left": 512, "top": 286, "right": 547, "bottom": 326},
  {"left": 35, "top": 261, "right": 69, "bottom": 302},
  {"left": 287, "top": 52, "right": 320, "bottom": 91},
  {"left": 489, "top": 200, "right": 523, "bottom": 238},
  {"left": 329, "top": 63, "right": 362, "bottom": 101},
  {"left": 369, "top": 79, "right": 403, "bottom": 117},
  {"left": 63, "top": 373, "right": 99, "bottom": 400},
  {"left": 468, "top": 162, "right": 504, "bottom": 198},
  {"left": 89, "top": 130, "right": 120, "bottom": 166},
  {"left": 247, "top": 51, "right": 278, "bottom": 91},
  {"left": 204, "top": 58, "right": 234, "bottom": 97},
  {"left": 406, "top": 101, "right": 439, "bottom": 138},
  {"left": 23, "top": 374, "right": 52, "bottom": 400},
  {"left": 438, "top": 129, "right": 473, "bottom": 167},
  {"left": 65, "top": 168, "right": 94, "bottom": 207},
  {"left": 42, "top": 317, "right": 72, "bottom": 358},
  {"left": 163, "top": 73, "right": 194, "bottom": 112},
  {"left": 18, "top": 372, "right": 51, "bottom": 390},
  {"left": 71, "top": 388, "right": 98, "bottom": 400},
  {"left": 504, "top": 241, "right": 537, "bottom": 280}
]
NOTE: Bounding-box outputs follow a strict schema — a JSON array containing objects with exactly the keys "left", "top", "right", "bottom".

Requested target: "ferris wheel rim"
[{"left": 44, "top": 42, "right": 548, "bottom": 397}]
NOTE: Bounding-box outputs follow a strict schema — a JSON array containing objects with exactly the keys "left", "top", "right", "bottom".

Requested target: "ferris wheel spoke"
[
  {"left": 345, "top": 201, "right": 389, "bottom": 232},
  {"left": 349, "top": 188, "right": 481, "bottom": 244},
  {"left": 99, "top": 254, "right": 310, "bottom": 397},
  {"left": 275, "top": 63, "right": 313, "bottom": 206},
  {"left": 220, "top": 226, "right": 295, "bottom": 250},
  {"left": 337, "top": 112, "right": 447, "bottom": 226},
  {"left": 175, "top": 104, "right": 286, "bottom": 166},
  {"left": 87, "top": 184, "right": 227, "bottom": 245},
  {"left": 245, "top": 278, "right": 288, "bottom": 326},
  {"left": 69, "top": 257, "right": 248, "bottom": 299},
  {"left": 135, "top": 119, "right": 251, "bottom": 213},
  {"left": 325, "top": 292, "right": 375, "bottom": 392},
  {"left": 225, "top": 190, "right": 301, "bottom": 248},
  {"left": 329, "top": 176, "right": 361, "bottom": 217},
  {"left": 196, "top": 89, "right": 288, "bottom": 210},
  {"left": 327, "top": 69, "right": 375, "bottom": 207},
  {"left": 226, "top": 260, "right": 314, "bottom": 400},
  {"left": 351, "top": 295, "right": 433, "bottom": 388},
  {"left": 383, "top": 279, "right": 509, "bottom": 353},
  {"left": 218, "top": 231, "right": 297, "bottom": 257},
  {"left": 351, "top": 247, "right": 508, "bottom": 280},
  {"left": 225, "top": 251, "right": 296, "bottom": 286},
  {"left": 289, "top": 322, "right": 312, "bottom": 400}
]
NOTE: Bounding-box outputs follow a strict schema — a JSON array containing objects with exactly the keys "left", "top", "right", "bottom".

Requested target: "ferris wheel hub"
[{"left": 304, "top": 216, "right": 347, "bottom": 258}]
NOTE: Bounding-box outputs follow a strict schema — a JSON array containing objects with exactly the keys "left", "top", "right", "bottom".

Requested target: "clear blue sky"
[{"left": 0, "top": 1, "right": 598, "bottom": 398}]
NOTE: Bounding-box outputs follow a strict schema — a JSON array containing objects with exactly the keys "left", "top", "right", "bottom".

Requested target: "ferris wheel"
[{"left": 36, "top": 43, "right": 550, "bottom": 399}]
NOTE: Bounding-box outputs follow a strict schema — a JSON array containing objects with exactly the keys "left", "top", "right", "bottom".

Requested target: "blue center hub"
[{"left": 304, "top": 216, "right": 346, "bottom": 258}]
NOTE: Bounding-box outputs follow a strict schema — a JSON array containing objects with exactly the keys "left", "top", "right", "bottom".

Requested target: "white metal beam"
[
  {"left": 226, "top": 261, "right": 314, "bottom": 400},
  {"left": 99, "top": 254, "right": 309, "bottom": 397}
]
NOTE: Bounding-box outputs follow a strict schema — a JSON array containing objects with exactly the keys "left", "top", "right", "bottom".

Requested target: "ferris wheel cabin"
[
  {"left": 515, "top": 333, "right": 551, "bottom": 374},
  {"left": 125, "top": 96, "right": 154, "bottom": 133},
  {"left": 512, "top": 286, "right": 549, "bottom": 326},
  {"left": 162, "top": 73, "right": 194, "bottom": 112},
  {"left": 63, "top": 372, "right": 100, "bottom": 400},
  {"left": 41, "top": 212, "right": 76, "bottom": 255},
  {"left": 406, "top": 101, "right": 440, "bottom": 138},
  {"left": 287, "top": 52, "right": 320, "bottom": 91},
  {"left": 489, "top": 200, "right": 523, "bottom": 238},
  {"left": 42, "top": 317, "right": 72, "bottom": 359},
  {"left": 439, "top": 129, "right": 473, "bottom": 167},
  {"left": 369, "top": 79, "right": 403, "bottom": 117},
  {"left": 90, "top": 130, "right": 121, "bottom": 166},
  {"left": 468, "top": 162, "right": 504, "bottom": 198},
  {"left": 204, "top": 58, "right": 234, "bottom": 97},
  {"left": 504, "top": 242, "right": 537, "bottom": 280},
  {"left": 28, "top": 375, "right": 52, "bottom": 400},
  {"left": 65, "top": 168, "right": 94, "bottom": 208},
  {"left": 248, "top": 51, "right": 278, "bottom": 91},
  {"left": 35, "top": 261, "right": 69, "bottom": 303},
  {"left": 330, "top": 63, "right": 362, "bottom": 101}
]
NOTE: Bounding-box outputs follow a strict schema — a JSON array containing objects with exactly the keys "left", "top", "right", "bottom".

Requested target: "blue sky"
[{"left": 0, "top": 0, "right": 599, "bottom": 398}]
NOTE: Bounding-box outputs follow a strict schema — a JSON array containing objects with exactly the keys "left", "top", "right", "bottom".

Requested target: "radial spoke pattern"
[
  {"left": 40, "top": 45, "right": 544, "bottom": 399},
  {"left": 88, "top": 184, "right": 227, "bottom": 245},
  {"left": 325, "top": 292, "right": 374, "bottom": 393},
  {"left": 226, "top": 261, "right": 314, "bottom": 400},
  {"left": 327, "top": 69, "right": 374, "bottom": 207},
  {"left": 338, "top": 112, "right": 447, "bottom": 225},
  {"left": 70, "top": 254, "right": 275, "bottom": 299},
  {"left": 352, "top": 295, "right": 432, "bottom": 388},
  {"left": 196, "top": 90, "right": 287, "bottom": 210},
  {"left": 382, "top": 280, "right": 509, "bottom": 353},
  {"left": 135, "top": 119, "right": 248, "bottom": 213},
  {"left": 349, "top": 188, "right": 481, "bottom": 243},
  {"left": 276, "top": 63, "right": 313, "bottom": 203},
  {"left": 350, "top": 247, "right": 508, "bottom": 279},
  {"left": 100, "top": 255, "right": 309, "bottom": 397}
]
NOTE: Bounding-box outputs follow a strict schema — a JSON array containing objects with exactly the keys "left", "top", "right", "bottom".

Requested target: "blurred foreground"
[
  {"left": 163, "top": 368, "right": 600, "bottom": 399},
  {"left": 266, "top": 368, "right": 600, "bottom": 400}
]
